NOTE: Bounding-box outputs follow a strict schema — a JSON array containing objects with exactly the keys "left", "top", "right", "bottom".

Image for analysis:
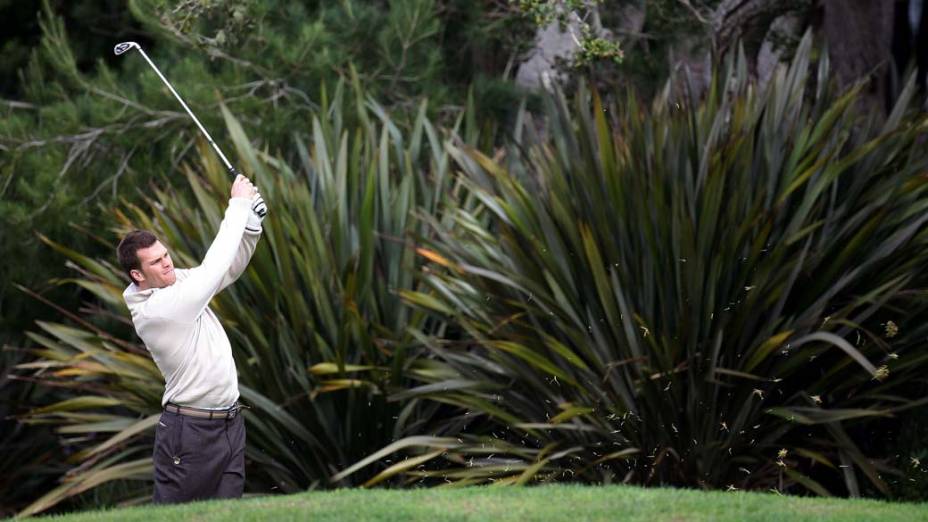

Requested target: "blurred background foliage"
[{"left": 4, "top": 0, "right": 928, "bottom": 517}]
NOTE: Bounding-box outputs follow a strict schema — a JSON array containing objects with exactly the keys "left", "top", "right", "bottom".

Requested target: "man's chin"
[{"left": 159, "top": 272, "right": 176, "bottom": 287}]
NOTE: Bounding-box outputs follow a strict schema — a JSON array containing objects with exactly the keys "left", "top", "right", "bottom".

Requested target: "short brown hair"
[{"left": 117, "top": 230, "right": 158, "bottom": 283}]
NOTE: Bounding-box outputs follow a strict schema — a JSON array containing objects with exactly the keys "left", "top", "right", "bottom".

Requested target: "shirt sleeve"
[
  {"left": 147, "top": 197, "right": 252, "bottom": 322},
  {"left": 216, "top": 224, "right": 262, "bottom": 293}
]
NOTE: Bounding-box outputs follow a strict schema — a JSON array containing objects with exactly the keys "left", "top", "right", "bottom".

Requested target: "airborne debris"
[
  {"left": 873, "top": 365, "right": 890, "bottom": 381},
  {"left": 884, "top": 320, "right": 899, "bottom": 338}
]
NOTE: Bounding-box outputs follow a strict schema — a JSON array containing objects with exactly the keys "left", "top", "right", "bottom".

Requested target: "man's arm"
[
  {"left": 152, "top": 198, "right": 249, "bottom": 321},
  {"left": 215, "top": 201, "right": 263, "bottom": 293},
  {"left": 149, "top": 175, "right": 258, "bottom": 322},
  {"left": 214, "top": 192, "right": 266, "bottom": 292}
]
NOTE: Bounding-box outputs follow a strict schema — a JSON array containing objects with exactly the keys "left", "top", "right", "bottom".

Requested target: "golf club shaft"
[{"left": 131, "top": 46, "right": 237, "bottom": 176}]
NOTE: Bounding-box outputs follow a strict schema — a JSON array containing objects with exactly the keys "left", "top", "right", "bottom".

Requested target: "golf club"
[{"left": 113, "top": 41, "right": 238, "bottom": 177}]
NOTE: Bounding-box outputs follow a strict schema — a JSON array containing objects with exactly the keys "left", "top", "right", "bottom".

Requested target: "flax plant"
[
  {"left": 14, "top": 84, "right": 462, "bottom": 515},
  {"left": 340, "top": 37, "right": 928, "bottom": 495}
]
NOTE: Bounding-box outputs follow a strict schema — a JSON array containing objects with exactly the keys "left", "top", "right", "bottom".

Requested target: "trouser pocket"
[
  {"left": 154, "top": 412, "right": 185, "bottom": 464},
  {"left": 170, "top": 414, "right": 185, "bottom": 462},
  {"left": 153, "top": 412, "right": 187, "bottom": 503}
]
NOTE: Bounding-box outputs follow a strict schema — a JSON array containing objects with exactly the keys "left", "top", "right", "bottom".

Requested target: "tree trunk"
[
  {"left": 712, "top": 0, "right": 797, "bottom": 55},
  {"left": 824, "top": 0, "right": 895, "bottom": 116},
  {"left": 668, "top": 0, "right": 802, "bottom": 98},
  {"left": 756, "top": 13, "right": 803, "bottom": 86}
]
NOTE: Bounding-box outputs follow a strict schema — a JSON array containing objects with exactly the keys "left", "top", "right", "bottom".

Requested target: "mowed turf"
[{"left": 44, "top": 484, "right": 928, "bottom": 522}]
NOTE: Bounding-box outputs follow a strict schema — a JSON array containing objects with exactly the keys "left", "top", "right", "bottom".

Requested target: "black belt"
[{"left": 164, "top": 402, "right": 242, "bottom": 420}]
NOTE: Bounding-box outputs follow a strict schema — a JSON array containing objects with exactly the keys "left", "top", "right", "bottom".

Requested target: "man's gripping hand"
[
  {"left": 231, "top": 174, "right": 265, "bottom": 232},
  {"left": 231, "top": 174, "right": 257, "bottom": 199}
]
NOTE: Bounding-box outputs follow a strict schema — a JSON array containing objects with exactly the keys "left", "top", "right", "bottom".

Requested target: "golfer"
[{"left": 117, "top": 174, "right": 266, "bottom": 503}]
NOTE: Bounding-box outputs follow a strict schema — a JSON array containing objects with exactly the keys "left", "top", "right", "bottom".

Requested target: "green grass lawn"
[{"left": 43, "top": 484, "right": 928, "bottom": 522}]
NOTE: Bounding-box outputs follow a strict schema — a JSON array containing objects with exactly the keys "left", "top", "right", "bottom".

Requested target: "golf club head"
[{"left": 113, "top": 42, "right": 139, "bottom": 56}]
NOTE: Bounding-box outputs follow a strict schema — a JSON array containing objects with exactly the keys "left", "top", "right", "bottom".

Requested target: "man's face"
[{"left": 131, "top": 241, "right": 176, "bottom": 289}]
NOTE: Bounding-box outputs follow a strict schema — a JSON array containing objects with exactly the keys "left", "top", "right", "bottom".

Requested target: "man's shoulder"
[{"left": 132, "top": 277, "right": 196, "bottom": 323}]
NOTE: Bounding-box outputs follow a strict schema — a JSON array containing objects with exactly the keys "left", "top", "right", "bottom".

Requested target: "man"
[{"left": 117, "top": 174, "right": 267, "bottom": 503}]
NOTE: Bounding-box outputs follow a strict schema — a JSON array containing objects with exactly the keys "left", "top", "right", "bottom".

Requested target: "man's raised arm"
[
  {"left": 216, "top": 193, "right": 267, "bottom": 292},
  {"left": 151, "top": 175, "right": 259, "bottom": 321}
]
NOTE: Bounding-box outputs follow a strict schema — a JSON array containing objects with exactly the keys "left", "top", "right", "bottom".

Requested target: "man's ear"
[{"left": 130, "top": 269, "right": 145, "bottom": 284}]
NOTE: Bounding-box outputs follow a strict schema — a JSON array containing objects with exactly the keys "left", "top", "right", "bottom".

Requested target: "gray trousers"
[{"left": 152, "top": 409, "right": 245, "bottom": 503}]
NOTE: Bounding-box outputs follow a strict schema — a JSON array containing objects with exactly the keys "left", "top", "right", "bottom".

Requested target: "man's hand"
[{"left": 231, "top": 174, "right": 258, "bottom": 199}]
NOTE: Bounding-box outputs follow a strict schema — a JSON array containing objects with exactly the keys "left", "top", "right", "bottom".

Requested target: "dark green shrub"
[{"left": 344, "top": 36, "right": 928, "bottom": 496}]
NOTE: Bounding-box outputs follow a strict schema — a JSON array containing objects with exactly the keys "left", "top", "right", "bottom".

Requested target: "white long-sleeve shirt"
[{"left": 123, "top": 197, "right": 261, "bottom": 408}]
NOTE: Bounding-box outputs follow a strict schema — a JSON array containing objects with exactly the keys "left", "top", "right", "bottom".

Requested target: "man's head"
[{"left": 117, "top": 230, "right": 176, "bottom": 289}]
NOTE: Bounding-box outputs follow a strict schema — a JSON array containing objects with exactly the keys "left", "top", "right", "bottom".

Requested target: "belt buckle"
[{"left": 228, "top": 408, "right": 237, "bottom": 419}]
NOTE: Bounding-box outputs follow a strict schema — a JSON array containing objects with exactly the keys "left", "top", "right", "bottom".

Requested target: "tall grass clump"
[{"left": 340, "top": 37, "right": 928, "bottom": 496}]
